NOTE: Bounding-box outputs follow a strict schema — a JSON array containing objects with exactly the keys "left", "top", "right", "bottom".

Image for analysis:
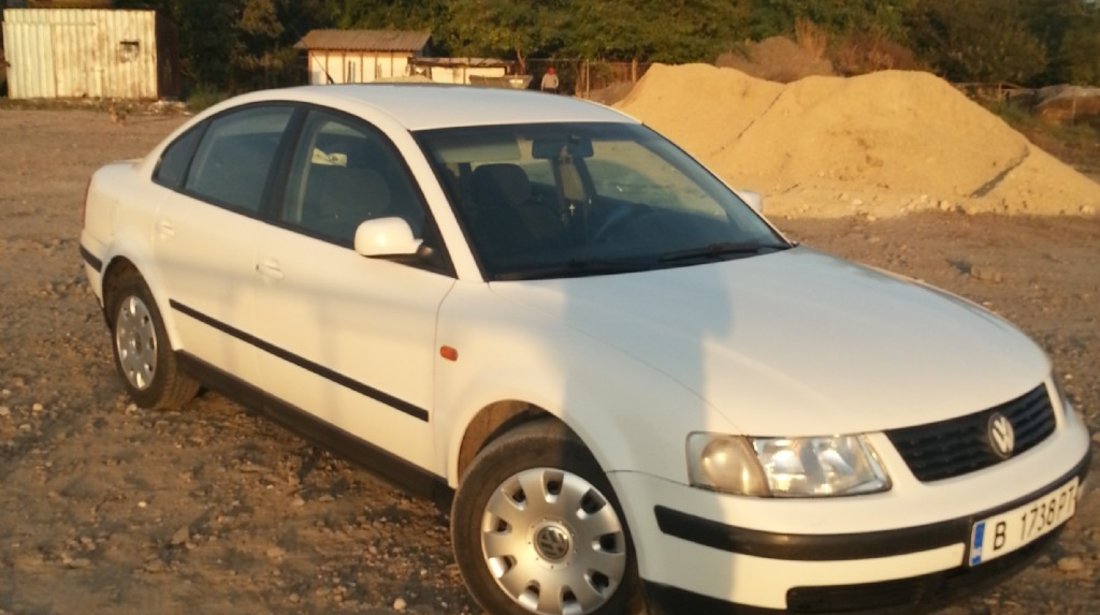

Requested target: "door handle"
[{"left": 256, "top": 258, "right": 284, "bottom": 280}]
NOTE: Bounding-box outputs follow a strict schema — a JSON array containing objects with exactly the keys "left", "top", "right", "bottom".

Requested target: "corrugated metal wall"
[{"left": 2, "top": 9, "right": 159, "bottom": 99}]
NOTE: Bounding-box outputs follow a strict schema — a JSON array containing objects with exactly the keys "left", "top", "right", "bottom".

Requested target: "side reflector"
[{"left": 440, "top": 346, "right": 459, "bottom": 362}]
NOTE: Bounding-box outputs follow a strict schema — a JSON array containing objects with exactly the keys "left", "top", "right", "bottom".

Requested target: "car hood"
[{"left": 489, "top": 248, "right": 1049, "bottom": 436}]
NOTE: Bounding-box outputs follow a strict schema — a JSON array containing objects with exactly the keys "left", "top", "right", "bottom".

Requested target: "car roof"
[{"left": 251, "top": 84, "right": 638, "bottom": 131}]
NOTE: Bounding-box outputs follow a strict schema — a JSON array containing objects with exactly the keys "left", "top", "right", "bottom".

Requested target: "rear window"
[
  {"left": 153, "top": 126, "right": 203, "bottom": 189},
  {"left": 184, "top": 106, "right": 294, "bottom": 213}
]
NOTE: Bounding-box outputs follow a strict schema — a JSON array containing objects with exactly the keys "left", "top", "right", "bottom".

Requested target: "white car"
[{"left": 79, "top": 85, "right": 1090, "bottom": 614}]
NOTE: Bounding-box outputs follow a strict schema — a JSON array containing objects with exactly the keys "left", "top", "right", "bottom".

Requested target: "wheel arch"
[
  {"left": 454, "top": 400, "right": 564, "bottom": 484},
  {"left": 100, "top": 253, "right": 183, "bottom": 350}
]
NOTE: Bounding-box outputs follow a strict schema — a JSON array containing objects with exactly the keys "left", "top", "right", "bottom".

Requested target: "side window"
[
  {"left": 153, "top": 125, "right": 203, "bottom": 189},
  {"left": 280, "top": 110, "right": 427, "bottom": 245},
  {"left": 184, "top": 106, "right": 294, "bottom": 213}
]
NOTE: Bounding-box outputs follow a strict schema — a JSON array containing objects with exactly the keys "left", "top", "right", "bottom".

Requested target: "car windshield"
[{"left": 416, "top": 122, "right": 789, "bottom": 280}]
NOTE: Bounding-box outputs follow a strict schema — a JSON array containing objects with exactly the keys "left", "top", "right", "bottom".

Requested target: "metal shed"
[
  {"left": 295, "top": 29, "right": 431, "bottom": 85},
  {"left": 2, "top": 8, "right": 179, "bottom": 99}
]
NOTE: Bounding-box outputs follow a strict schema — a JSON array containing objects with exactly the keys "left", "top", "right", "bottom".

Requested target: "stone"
[
  {"left": 1057, "top": 556, "right": 1085, "bottom": 573},
  {"left": 393, "top": 597, "right": 408, "bottom": 612},
  {"left": 170, "top": 526, "right": 190, "bottom": 546}
]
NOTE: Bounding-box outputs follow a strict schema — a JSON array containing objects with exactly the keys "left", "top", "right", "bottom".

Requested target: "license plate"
[{"left": 968, "top": 477, "right": 1079, "bottom": 566}]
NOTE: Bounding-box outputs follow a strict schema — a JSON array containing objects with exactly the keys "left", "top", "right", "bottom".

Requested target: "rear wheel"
[
  {"left": 107, "top": 271, "right": 198, "bottom": 410},
  {"left": 452, "top": 420, "right": 641, "bottom": 615}
]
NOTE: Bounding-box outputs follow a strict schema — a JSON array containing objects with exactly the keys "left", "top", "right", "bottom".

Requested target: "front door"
[{"left": 251, "top": 108, "right": 455, "bottom": 472}]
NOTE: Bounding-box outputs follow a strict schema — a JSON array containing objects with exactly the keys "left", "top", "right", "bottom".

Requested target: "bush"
[
  {"left": 833, "top": 32, "right": 924, "bottom": 75},
  {"left": 185, "top": 85, "right": 228, "bottom": 112}
]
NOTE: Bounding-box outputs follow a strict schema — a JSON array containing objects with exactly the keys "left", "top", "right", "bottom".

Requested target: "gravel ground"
[{"left": 0, "top": 109, "right": 1097, "bottom": 615}]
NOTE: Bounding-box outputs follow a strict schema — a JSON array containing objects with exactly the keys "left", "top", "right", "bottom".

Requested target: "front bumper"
[
  {"left": 610, "top": 441, "right": 1090, "bottom": 613},
  {"left": 645, "top": 527, "right": 1062, "bottom": 614}
]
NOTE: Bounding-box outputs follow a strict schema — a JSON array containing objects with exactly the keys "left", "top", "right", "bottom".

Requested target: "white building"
[{"left": 294, "top": 29, "right": 431, "bottom": 85}]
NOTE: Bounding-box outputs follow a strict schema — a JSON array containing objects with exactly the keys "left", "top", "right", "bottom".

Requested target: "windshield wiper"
[
  {"left": 497, "top": 258, "right": 654, "bottom": 281},
  {"left": 658, "top": 241, "right": 789, "bottom": 263}
]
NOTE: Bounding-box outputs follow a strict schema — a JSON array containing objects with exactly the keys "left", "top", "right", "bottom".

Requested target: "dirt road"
[{"left": 0, "top": 110, "right": 1097, "bottom": 614}]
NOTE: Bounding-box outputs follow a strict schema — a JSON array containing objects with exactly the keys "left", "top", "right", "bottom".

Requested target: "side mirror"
[
  {"left": 353, "top": 217, "right": 423, "bottom": 257},
  {"left": 735, "top": 189, "right": 764, "bottom": 214}
]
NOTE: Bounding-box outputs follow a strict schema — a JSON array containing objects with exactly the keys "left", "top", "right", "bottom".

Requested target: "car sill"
[{"left": 177, "top": 351, "right": 453, "bottom": 506}]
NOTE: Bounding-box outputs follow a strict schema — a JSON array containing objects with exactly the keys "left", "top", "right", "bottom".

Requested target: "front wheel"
[
  {"left": 452, "top": 420, "right": 641, "bottom": 615},
  {"left": 107, "top": 271, "right": 198, "bottom": 410}
]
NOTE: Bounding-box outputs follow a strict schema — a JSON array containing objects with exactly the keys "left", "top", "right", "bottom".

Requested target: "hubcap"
[
  {"left": 115, "top": 295, "right": 158, "bottom": 391},
  {"left": 480, "top": 468, "right": 627, "bottom": 615},
  {"left": 534, "top": 523, "right": 572, "bottom": 562}
]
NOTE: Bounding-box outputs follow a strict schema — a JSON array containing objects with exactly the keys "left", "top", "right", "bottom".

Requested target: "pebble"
[
  {"left": 143, "top": 559, "right": 168, "bottom": 574},
  {"left": 1057, "top": 556, "right": 1085, "bottom": 573},
  {"left": 266, "top": 546, "right": 286, "bottom": 561},
  {"left": 0, "top": 406, "right": 9, "bottom": 418},
  {"left": 393, "top": 597, "right": 408, "bottom": 612},
  {"left": 288, "top": 593, "right": 301, "bottom": 604},
  {"left": 1091, "top": 433, "right": 1100, "bottom": 444},
  {"left": 938, "top": 199, "right": 952, "bottom": 211},
  {"left": 970, "top": 266, "right": 1004, "bottom": 283},
  {"left": 170, "top": 526, "right": 190, "bottom": 546},
  {"left": 32, "top": 403, "right": 44, "bottom": 413},
  {"left": 66, "top": 558, "right": 92, "bottom": 569}
]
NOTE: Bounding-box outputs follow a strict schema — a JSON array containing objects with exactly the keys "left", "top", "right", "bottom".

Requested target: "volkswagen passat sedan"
[{"left": 79, "top": 85, "right": 1090, "bottom": 614}]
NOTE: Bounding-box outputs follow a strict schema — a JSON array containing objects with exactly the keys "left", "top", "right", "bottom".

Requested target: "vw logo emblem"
[
  {"left": 987, "top": 412, "right": 1015, "bottom": 459},
  {"left": 534, "top": 525, "right": 571, "bottom": 562}
]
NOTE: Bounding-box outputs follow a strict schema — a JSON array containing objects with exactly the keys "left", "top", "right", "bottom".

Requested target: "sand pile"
[{"left": 617, "top": 63, "right": 1100, "bottom": 217}]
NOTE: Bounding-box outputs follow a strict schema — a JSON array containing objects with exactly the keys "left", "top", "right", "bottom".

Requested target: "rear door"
[{"left": 152, "top": 104, "right": 296, "bottom": 386}]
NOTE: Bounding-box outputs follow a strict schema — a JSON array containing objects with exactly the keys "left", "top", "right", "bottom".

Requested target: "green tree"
[
  {"left": 1057, "top": 12, "right": 1100, "bottom": 85},
  {"left": 906, "top": 0, "right": 1047, "bottom": 83},
  {"left": 748, "top": 0, "right": 914, "bottom": 40},
  {"left": 564, "top": 0, "right": 749, "bottom": 63},
  {"left": 446, "top": 0, "right": 568, "bottom": 72}
]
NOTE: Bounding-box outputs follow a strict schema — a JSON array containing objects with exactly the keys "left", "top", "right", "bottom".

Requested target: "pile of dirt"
[
  {"left": 617, "top": 63, "right": 1100, "bottom": 217},
  {"left": 716, "top": 36, "right": 835, "bottom": 83}
]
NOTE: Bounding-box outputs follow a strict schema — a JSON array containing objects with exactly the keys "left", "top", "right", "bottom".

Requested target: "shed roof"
[{"left": 294, "top": 29, "right": 431, "bottom": 52}]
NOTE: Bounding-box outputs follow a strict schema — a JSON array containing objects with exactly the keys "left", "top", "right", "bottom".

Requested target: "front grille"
[{"left": 886, "top": 385, "right": 1055, "bottom": 482}]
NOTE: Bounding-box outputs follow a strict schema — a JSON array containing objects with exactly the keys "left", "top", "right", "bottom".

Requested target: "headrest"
[{"left": 472, "top": 163, "right": 531, "bottom": 209}]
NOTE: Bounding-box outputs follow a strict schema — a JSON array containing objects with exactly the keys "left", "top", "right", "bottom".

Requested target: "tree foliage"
[
  {"left": 906, "top": 0, "right": 1048, "bottom": 83},
  {"left": 112, "top": 0, "right": 1100, "bottom": 91}
]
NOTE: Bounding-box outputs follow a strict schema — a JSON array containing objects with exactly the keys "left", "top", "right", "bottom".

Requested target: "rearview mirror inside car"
[{"left": 532, "top": 136, "right": 594, "bottom": 160}]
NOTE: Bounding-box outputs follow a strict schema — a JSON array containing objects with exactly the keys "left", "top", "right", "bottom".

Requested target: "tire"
[
  {"left": 452, "top": 419, "right": 642, "bottom": 615},
  {"left": 106, "top": 271, "right": 198, "bottom": 410}
]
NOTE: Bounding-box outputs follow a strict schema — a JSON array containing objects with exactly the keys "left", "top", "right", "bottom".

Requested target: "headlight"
[{"left": 687, "top": 433, "right": 891, "bottom": 497}]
